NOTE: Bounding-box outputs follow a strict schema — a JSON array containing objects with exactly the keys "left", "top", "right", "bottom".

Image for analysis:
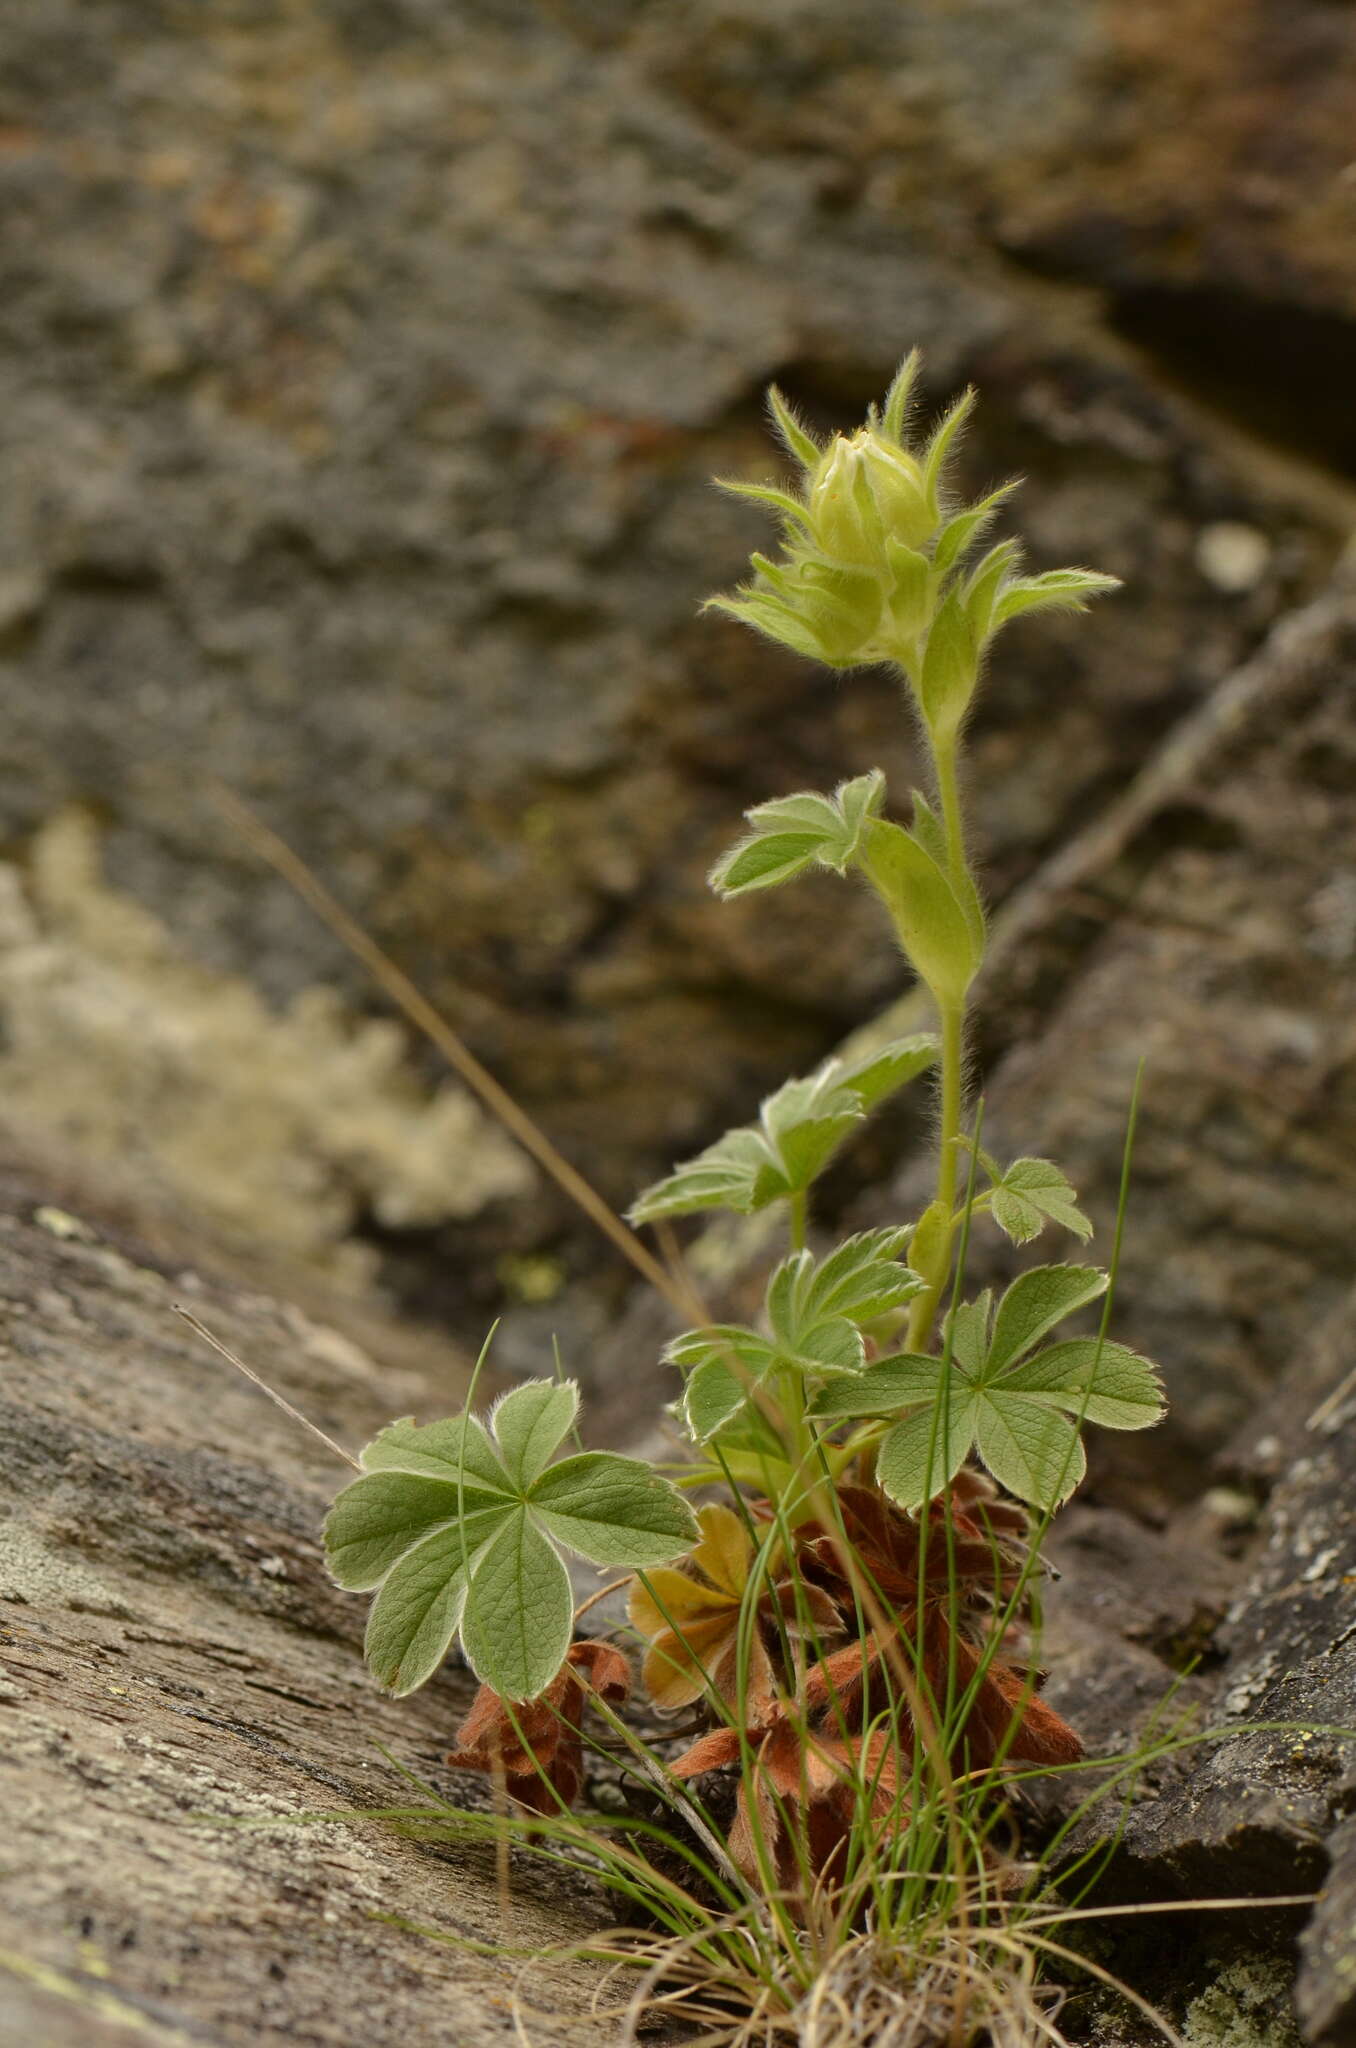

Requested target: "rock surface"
[
  {"left": 0, "top": 0, "right": 1343, "bottom": 1265},
  {"left": 0, "top": 1147, "right": 617, "bottom": 2047}
]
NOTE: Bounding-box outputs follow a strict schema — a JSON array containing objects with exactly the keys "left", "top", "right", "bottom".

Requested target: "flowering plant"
[{"left": 324, "top": 354, "right": 1165, "bottom": 1917}]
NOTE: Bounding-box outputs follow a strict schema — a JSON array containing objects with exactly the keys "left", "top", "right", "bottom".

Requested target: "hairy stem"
[
  {"left": 907, "top": 997, "right": 965, "bottom": 1351},
  {"left": 933, "top": 736, "right": 967, "bottom": 881}
]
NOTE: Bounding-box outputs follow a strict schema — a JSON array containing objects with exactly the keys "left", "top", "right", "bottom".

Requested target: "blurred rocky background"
[{"left": 2, "top": 6, "right": 1355, "bottom": 2041}]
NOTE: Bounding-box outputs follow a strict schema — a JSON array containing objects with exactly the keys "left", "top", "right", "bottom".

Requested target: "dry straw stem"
[{"left": 210, "top": 782, "right": 708, "bottom": 1329}]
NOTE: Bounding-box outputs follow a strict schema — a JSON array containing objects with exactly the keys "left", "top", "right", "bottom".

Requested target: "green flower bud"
[{"left": 808, "top": 429, "right": 934, "bottom": 568}]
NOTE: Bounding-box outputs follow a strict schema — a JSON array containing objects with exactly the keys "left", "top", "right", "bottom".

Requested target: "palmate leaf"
[
  {"left": 810, "top": 1352, "right": 941, "bottom": 1420},
  {"left": 458, "top": 1512, "right": 574, "bottom": 1706},
  {"left": 973, "top": 1395, "right": 1085, "bottom": 1509},
  {"left": 668, "top": 1234, "right": 922, "bottom": 1443},
  {"left": 325, "top": 1375, "right": 697, "bottom": 1702},
  {"left": 985, "top": 1265, "right": 1107, "bottom": 1375},
  {"left": 999, "top": 1340, "right": 1165, "bottom": 1430},
  {"left": 530, "top": 1452, "right": 701, "bottom": 1567},
  {"left": 876, "top": 1390, "right": 978, "bottom": 1508},
  {"left": 708, "top": 769, "right": 886, "bottom": 897},
  {"left": 967, "top": 1146, "right": 1093, "bottom": 1245},
  {"left": 768, "top": 1230, "right": 921, "bottom": 1354},
  {"left": 816, "top": 1265, "right": 1164, "bottom": 1512},
  {"left": 628, "top": 1033, "right": 938, "bottom": 1225}
]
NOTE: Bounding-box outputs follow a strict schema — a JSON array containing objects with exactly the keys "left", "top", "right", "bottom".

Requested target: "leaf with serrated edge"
[
  {"left": 774, "top": 1111, "right": 863, "bottom": 1190},
  {"left": 876, "top": 1393, "right": 977, "bottom": 1510},
  {"left": 974, "top": 1393, "right": 1085, "bottom": 1509},
  {"left": 810, "top": 1353, "right": 943, "bottom": 1420},
  {"left": 363, "top": 1519, "right": 495, "bottom": 1695},
  {"left": 794, "top": 1318, "right": 866, "bottom": 1376},
  {"left": 991, "top": 1187, "right": 1048, "bottom": 1245},
  {"left": 358, "top": 1413, "right": 512, "bottom": 1493},
  {"left": 992, "top": 1157, "right": 1092, "bottom": 1242},
  {"left": 529, "top": 1451, "right": 699, "bottom": 1568},
  {"left": 944, "top": 1294, "right": 991, "bottom": 1378},
  {"left": 325, "top": 1471, "right": 505, "bottom": 1590},
  {"left": 1000, "top": 1341, "right": 1165, "bottom": 1430},
  {"left": 665, "top": 1323, "right": 775, "bottom": 1375},
  {"left": 802, "top": 1230, "right": 921, "bottom": 1324},
  {"left": 985, "top": 1266, "right": 1107, "bottom": 1376},
  {"left": 489, "top": 1379, "right": 580, "bottom": 1489},
  {"left": 683, "top": 1358, "right": 756, "bottom": 1441},
  {"left": 459, "top": 1511, "right": 575, "bottom": 1702},
  {"left": 629, "top": 1129, "right": 773, "bottom": 1223},
  {"left": 837, "top": 1035, "right": 938, "bottom": 1111}
]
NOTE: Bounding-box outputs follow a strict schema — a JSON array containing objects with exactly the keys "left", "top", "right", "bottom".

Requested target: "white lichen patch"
[
  {"left": 0, "top": 1519, "right": 140, "bottom": 1620},
  {"left": 0, "top": 813, "right": 533, "bottom": 1286},
  {"left": 1182, "top": 1954, "right": 1302, "bottom": 2048}
]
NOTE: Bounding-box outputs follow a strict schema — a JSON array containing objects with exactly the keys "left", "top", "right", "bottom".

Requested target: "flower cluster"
[{"left": 708, "top": 354, "right": 1117, "bottom": 745}]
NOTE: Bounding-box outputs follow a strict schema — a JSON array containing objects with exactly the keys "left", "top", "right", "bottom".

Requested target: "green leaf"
[
  {"left": 363, "top": 1519, "right": 488, "bottom": 1696},
  {"left": 834, "top": 1034, "right": 939, "bottom": 1111},
  {"left": 459, "top": 1510, "right": 575, "bottom": 1702},
  {"left": 707, "top": 769, "right": 885, "bottom": 899},
  {"left": 712, "top": 478, "right": 813, "bottom": 530},
  {"left": 859, "top": 817, "right": 981, "bottom": 1007},
  {"left": 985, "top": 1265, "right": 1108, "bottom": 1376},
  {"left": 766, "top": 386, "right": 822, "bottom": 472},
  {"left": 774, "top": 1108, "right": 866, "bottom": 1189},
  {"left": 763, "top": 1233, "right": 920, "bottom": 1381},
  {"left": 908, "top": 1199, "right": 950, "bottom": 1293},
  {"left": 682, "top": 1357, "right": 762, "bottom": 1441},
  {"left": 335, "top": 1354, "right": 699, "bottom": 1702},
  {"left": 796, "top": 1318, "right": 868, "bottom": 1376},
  {"left": 666, "top": 1325, "right": 777, "bottom": 1440},
  {"left": 810, "top": 1352, "right": 943, "bottom": 1420},
  {"left": 1001, "top": 1340, "right": 1165, "bottom": 1430},
  {"left": 630, "top": 1026, "right": 935, "bottom": 1232},
  {"left": 528, "top": 1451, "right": 700, "bottom": 1567},
  {"left": 325, "top": 1471, "right": 504, "bottom": 1591},
  {"left": 703, "top": 591, "right": 828, "bottom": 663},
  {"left": 917, "top": 585, "right": 977, "bottom": 740},
  {"left": 876, "top": 1390, "right": 978, "bottom": 1510},
  {"left": 973, "top": 1393, "right": 1085, "bottom": 1509},
  {"left": 628, "top": 1128, "right": 777, "bottom": 1224},
  {"left": 943, "top": 1293, "right": 992, "bottom": 1378},
  {"left": 795, "top": 1228, "right": 921, "bottom": 1325},
  {"left": 490, "top": 1379, "right": 580, "bottom": 1489},
  {"left": 921, "top": 389, "right": 974, "bottom": 515},
  {"left": 357, "top": 1414, "right": 513, "bottom": 1494},
  {"left": 828, "top": 770, "right": 889, "bottom": 871},
  {"left": 989, "top": 1157, "right": 1093, "bottom": 1244},
  {"left": 710, "top": 829, "right": 825, "bottom": 895},
  {"left": 881, "top": 349, "right": 922, "bottom": 444},
  {"left": 993, "top": 568, "right": 1120, "bottom": 628},
  {"left": 933, "top": 481, "right": 1019, "bottom": 576}
]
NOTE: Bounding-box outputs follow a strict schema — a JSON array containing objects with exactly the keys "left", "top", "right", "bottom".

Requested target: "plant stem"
[
  {"left": 907, "top": 997, "right": 965, "bottom": 1351},
  {"left": 933, "top": 736, "right": 967, "bottom": 881},
  {"left": 788, "top": 1188, "right": 808, "bottom": 1253}
]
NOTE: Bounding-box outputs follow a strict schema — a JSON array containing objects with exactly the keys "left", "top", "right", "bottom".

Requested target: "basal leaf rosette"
[{"left": 325, "top": 1378, "right": 697, "bottom": 1702}]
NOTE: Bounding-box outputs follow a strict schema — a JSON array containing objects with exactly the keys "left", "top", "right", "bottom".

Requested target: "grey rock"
[{"left": 0, "top": 0, "right": 1338, "bottom": 1249}]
